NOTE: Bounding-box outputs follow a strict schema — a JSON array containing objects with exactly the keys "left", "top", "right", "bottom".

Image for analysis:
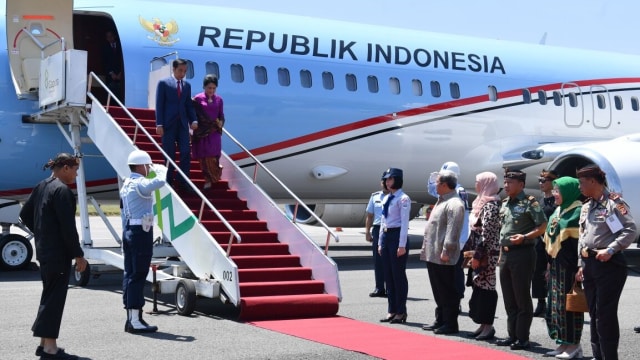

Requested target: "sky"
[{"left": 203, "top": 0, "right": 639, "bottom": 55}]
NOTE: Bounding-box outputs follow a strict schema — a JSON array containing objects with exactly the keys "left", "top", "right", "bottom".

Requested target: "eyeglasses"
[
  {"left": 551, "top": 189, "right": 560, "bottom": 195},
  {"left": 538, "top": 177, "right": 549, "bottom": 184}
]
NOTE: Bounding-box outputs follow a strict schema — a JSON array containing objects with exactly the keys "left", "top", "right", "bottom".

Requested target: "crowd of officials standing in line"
[{"left": 365, "top": 162, "right": 639, "bottom": 360}]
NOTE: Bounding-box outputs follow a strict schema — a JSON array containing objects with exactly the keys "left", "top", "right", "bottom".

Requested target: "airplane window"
[
  {"left": 450, "top": 82, "right": 460, "bottom": 99},
  {"left": 368, "top": 76, "right": 379, "bottom": 93},
  {"left": 322, "top": 72, "right": 334, "bottom": 90},
  {"left": 488, "top": 85, "right": 498, "bottom": 102},
  {"left": 185, "top": 60, "right": 195, "bottom": 79},
  {"left": 300, "top": 70, "right": 312, "bottom": 88},
  {"left": 150, "top": 58, "right": 167, "bottom": 71},
  {"left": 345, "top": 74, "right": 357, "bottom": 91},
  {"left": 597, "top": 94, "right": 606, "bottom": 109},
  {"left": 614, "top": 95, "right": 623, "bottom": 110},
  {"left": 206, "top": 62, "right": 220, "bottom": 79},
  {"left": 389, "top": 77, "right": 400, "bottom": 94},
  {"left": 430, "top": 81, "right": 441, "bottom": 98},
  {"left": 553, "top": 91, "right": 562, "bottom": 106},
  {"left": 231, "top": 64, "right": 244, "bottom": 83},
  {"left": 255, "top": 66, "right": 268, "bottom": 85},
  {"left": 412, "top": 79, "right": 423, "bottom": 96},
  {"left": 568, "top": 93, "right": 578, "bottom": 107},
  {"left": 538, "top": 90, "right": 547, "bottom": 105},
  {"left": 632, "top": 97, "right": 640, "bottom": 111},
  {"left": 522, "top": 89, "right": 532, "bottom": 104},
  {"left": 278, "top": 68, "right": 290, "bottom": 86}
]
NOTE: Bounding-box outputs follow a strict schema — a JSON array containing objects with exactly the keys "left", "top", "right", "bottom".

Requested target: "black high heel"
[
  {"left": 379, "top": 313, "right": 396, "bottom": 322},
  {"left": 390, "top": 313, "right": 407, "bottom": 324}
]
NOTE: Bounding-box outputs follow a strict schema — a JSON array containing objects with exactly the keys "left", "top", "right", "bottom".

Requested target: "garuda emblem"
[{"left": 139, "top": 16, "right": 180, "bottom": 46}]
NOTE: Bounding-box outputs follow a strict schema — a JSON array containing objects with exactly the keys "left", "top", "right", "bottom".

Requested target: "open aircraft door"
[{"left": 5, "top": 0, "right": 74, "bottom": 100}]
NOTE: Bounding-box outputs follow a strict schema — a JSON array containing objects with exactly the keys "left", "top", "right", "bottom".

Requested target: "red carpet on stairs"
[
  {"left": 251, "top": 316, "right": 530, "bottom": 360},
  {"left": 108, "top": 106, "right": 339, "bottom": 321}
]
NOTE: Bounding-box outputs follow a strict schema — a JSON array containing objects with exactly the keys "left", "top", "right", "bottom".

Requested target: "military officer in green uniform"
[
  {"left": 495, "top": 170, "right": 548, "bottom": 351},
  {"left": 576, "top": 164, "right": 636, "bottom": 360}
]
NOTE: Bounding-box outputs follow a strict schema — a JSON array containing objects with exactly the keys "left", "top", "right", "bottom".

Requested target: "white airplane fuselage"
[{"left": 3, "top": 0, "right": 640, "bottom": 225}]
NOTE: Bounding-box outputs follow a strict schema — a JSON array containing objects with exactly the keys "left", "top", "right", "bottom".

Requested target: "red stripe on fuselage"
[
  {"left": 0, "top": 178, "right": 118, "bottom": 199},
  {"left": 230, "top": 77, "right": 640, "bottom": 161}
]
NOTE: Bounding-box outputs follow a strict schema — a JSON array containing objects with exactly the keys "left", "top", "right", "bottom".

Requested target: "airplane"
[{"left": 3, "top": 0, "right": 640, "bottom": 241}]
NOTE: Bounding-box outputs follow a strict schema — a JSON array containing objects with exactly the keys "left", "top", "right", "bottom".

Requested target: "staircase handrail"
[
  {"left": 222, "top": 130, "right": 340, "bottom": 255},
  {"left": 86, "top": 72, "right": 242, "bottom": 254}
]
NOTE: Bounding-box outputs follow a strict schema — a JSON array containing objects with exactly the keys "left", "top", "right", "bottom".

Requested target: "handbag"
[
  {"left": 566, "top": 281, "right": 589, "bottom": 313},
  {"left": 461, "top": 250, "right": 489, "bottom": 269}
]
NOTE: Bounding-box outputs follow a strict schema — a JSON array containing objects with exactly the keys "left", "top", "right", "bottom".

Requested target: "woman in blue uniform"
[{"left": 378, "top": 168, "right": 411, "bottom": 324}]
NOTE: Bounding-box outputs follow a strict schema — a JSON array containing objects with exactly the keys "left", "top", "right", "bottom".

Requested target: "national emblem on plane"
[{"left": 139, "top": 16, "right": 180, "bottom": 46}]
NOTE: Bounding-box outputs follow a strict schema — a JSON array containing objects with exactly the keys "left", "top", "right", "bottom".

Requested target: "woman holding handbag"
[
  {"left": 543, "top": 177, "right": 584, "bottom": 359},
  {"left": 467, "top": 172, "right": 501, "bottom": 341}
]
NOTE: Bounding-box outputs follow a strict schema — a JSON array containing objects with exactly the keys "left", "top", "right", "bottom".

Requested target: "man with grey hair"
[{"left": 421, "top": 170, "right": 465, "bottom": 334}]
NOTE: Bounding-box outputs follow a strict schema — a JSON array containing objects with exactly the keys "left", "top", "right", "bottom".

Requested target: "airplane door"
[
  {"left": 562, "top": 82, "right": 584, "bottom": 128},
  {"left": 5, "top": 0, "right": 74, "bottom": 99},
  {"left": 590, "top": 85, "right": 612, "bottom": 129}
]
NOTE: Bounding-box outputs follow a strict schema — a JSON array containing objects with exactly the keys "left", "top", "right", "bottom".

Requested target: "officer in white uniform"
[{"left": 120, "top": 149, "right": 166, "bottom": 333}]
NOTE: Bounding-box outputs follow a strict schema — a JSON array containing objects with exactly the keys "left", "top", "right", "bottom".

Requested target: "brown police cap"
[
  {"left": 576, "top": 164, "right": 606, "bottom": 179},
  {"left": 504, "top": 170, "right": 526, "bottom": 181}
]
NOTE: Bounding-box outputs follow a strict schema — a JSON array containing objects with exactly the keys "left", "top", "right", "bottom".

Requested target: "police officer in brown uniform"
[
  {"left": 576, "top": 164, "right": 636, "bottom": 360},
  {"left": 496, "top": 170, "right": 547, "bottom": 351}
]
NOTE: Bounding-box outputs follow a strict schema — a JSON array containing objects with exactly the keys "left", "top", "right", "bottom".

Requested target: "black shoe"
[
  {"left": 434, "top": 325, "right": 459, "bottom": 335},
  {"left": 125, "top": 320, "right": 158, "bottom": 333},
  {"left": 379, "top": 313, "right": 395, "bottom": 323},
  {"left": 475, "top": 328, "right": 496, "bottom": 341},
  {"left": 369, "top": 289, "right": 387, "bottom": 297},
  {"left": 510, "top": 340, "right": 530, "bottom": 350},
  {"left": 39, "top": 348, "right": 78, "bottom": 359},
  {"left": 389, "top": 313, "right": 407, "bottom": 324},
  {"left": 533, "top": 300, "right": 546, "bottom": 317},
  {"left": 36, "top": 346, "right": 44, "bottom": 357},
  {"left": 422, "top": 322, "right": 443, "bottom": 331},
  {"left": 635, "top": 326, "right": 640, "bottom": 333},
  {"left": 496, "top": 337, "right": 517, "bottom": 346}
]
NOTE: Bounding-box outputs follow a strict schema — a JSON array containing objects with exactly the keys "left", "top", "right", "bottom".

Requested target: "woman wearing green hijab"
[{"left": 543, "top": 177, "right": 584, "bottom": 358}]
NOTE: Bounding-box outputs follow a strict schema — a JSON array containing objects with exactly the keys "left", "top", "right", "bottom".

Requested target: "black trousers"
[
  {"left": 32, "top": 259, "right": 71, "bottom": 339},
  {"left": 427, "top": 262, "right": 459, "bottom": 329},
  {"left": 531, "top": 238, "right": 548, "bottom": 299},
  {"left": 499, "top": 246, "right": 535, "bottom": 341},
  {"left": 583, "top": 254, "right": 627, "bottom": 360}
]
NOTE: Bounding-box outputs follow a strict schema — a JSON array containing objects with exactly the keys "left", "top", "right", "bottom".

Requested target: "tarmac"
[{"left": 2, "top": 213, "right": 640, "bottom": 359}]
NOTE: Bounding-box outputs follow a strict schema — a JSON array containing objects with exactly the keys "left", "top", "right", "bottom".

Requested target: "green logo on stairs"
[{"left": 153, "top": 192, "right": 197, "bottom": 241}]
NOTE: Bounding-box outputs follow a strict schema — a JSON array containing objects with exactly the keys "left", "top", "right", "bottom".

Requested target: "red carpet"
[
  {"left": 110, "top": 106, "right": 339, "bottom": 320},
  {"left": 251, "top": 316, "right": 530, "bottom": 360}
]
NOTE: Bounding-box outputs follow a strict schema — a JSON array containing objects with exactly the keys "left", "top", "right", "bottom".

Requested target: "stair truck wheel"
[
  {"left": 175, "top": 279, "right": 196, "bottom": 316},
  {"left": 73, "top": 261, "right": 91, "bottom": 286},
  {"left": 0, "top": 234, "right": 33, "bottom": 270}
]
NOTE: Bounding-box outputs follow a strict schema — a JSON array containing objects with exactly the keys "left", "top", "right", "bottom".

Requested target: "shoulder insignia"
[
  {"left": 526, "top": 195, "right": 540, "bottom": 207},
  {"left": 616, "top": 203, "right": 628, "bottom": 215},
  {"left": 609, "top": 192, "right": 621, "bottom": 201}
]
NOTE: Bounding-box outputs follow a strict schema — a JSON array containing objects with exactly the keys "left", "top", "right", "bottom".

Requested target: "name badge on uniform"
[
  {"left": 594, "top": 208, "right": 607, "bottom": 223},
  {"left": 605, "top": 214, "right": 623, "bottom": 233}
]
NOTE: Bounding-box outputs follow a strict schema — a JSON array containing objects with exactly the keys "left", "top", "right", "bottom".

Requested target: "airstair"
[
  {"left": 12, "top": 45, "right": 342, "bottom": 320},
  {"left": 83, "top": 73, "right": 342, "bottom": 320}
]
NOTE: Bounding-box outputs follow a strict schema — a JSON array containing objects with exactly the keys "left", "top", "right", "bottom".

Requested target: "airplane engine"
[
  {"left": 284, "top": 202, "right": 423, "bottom": 227},
  {"left": 548, "top": 134, "right": 640, "bottom": 216}
]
